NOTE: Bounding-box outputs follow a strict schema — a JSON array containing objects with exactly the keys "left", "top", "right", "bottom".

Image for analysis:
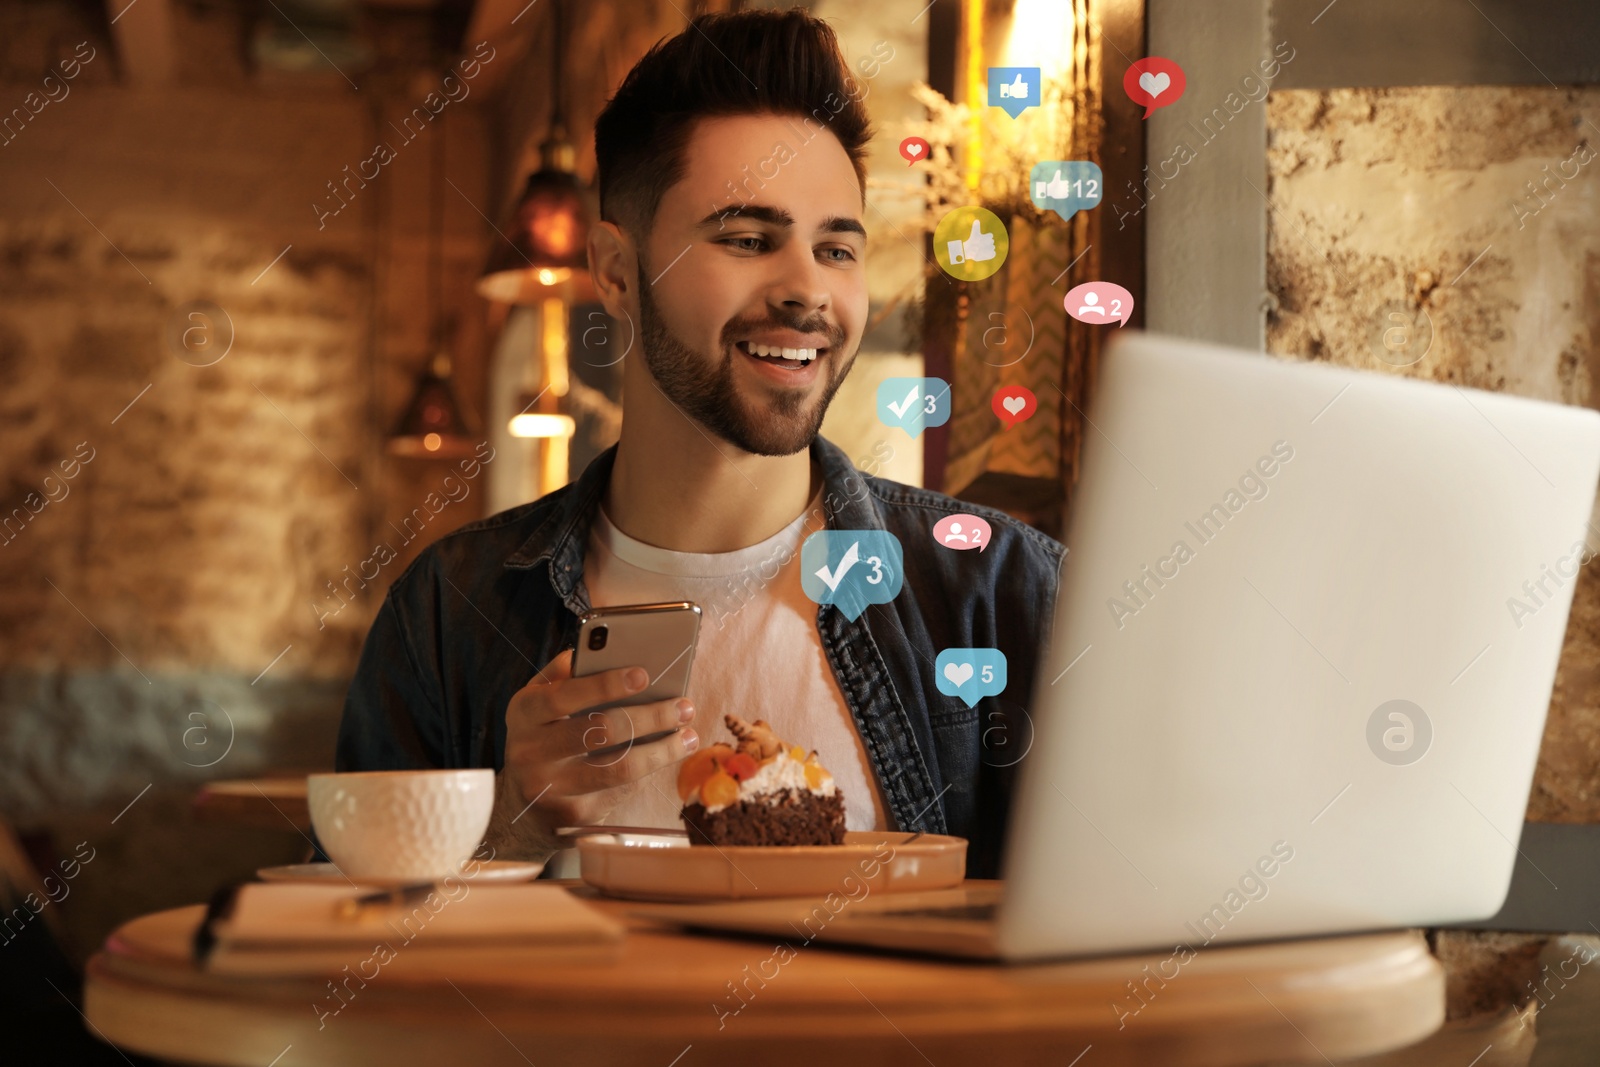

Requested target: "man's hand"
[{"left": 486, "top": 649, "right": 699, "bottom": 859}]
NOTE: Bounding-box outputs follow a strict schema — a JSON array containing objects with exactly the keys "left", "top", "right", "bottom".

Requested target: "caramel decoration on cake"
[
  {"left": 676, "top": 713, "right": 845, "bottom": 846},
  {"left": 726, "top": 715, "right": 783, "bottom": 760}
]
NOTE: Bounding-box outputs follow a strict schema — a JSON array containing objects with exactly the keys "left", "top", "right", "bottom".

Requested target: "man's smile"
[
  {"left": 734, "top": 338, "right": 827, "bottom": 379},
  {"left": 729, "top": 323, "right": 840, "bottom": 376}
]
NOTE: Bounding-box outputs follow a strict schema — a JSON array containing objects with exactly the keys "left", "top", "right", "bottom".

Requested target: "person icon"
[
  {"left": 1077, "top": 291, "right": 1107, "bottom": 317},
  {"left": 944, "top": 522, "right": 970, "bottom": 544}
]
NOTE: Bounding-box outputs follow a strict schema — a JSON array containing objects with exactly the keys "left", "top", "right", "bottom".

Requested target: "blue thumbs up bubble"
[
  {"left": 1029, "top": 161, "right": 1103, "bottom": 222},
  {"left": 800, "top": 531, "right": 904, "bottom": 622},
  {"left": 935, "top": 648, "right": 1008, "bottom": 709},
  {"left": 877, "top": 377, "right": 951, "bottom": 438},
  {"left": 987, "top": 66, "right": 1041, "bottom": 119}
]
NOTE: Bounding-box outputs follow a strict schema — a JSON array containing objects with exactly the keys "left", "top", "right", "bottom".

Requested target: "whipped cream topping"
[{"left": 690, "top": 749, "right": 837, "bottom": 813}]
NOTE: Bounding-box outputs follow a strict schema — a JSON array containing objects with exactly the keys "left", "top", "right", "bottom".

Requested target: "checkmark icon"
[
  {"left": 801, "top": 530, "right": 903, "bottom": 620},
  {"left": 876, "top": 378, "right": 950, "bottom": 439},
  {"left": 813, "top": 540, "right": 860, "bottom": 592},
  {"left": 886, "top": 385, "right": 919, "bottom": 420}
]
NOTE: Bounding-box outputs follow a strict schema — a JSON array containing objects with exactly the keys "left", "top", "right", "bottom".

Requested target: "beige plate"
[{"left": 577, "top": 830, "right": 966, "bottom": 901}]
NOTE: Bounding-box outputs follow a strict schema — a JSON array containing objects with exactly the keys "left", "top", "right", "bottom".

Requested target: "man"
[{"left": 336, "top": 8, "right": 1065, "bottom": 879}]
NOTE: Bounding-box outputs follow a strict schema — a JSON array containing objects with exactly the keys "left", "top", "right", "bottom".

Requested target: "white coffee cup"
[{"left": 308, "top": 769, "right": 495, "bottom": 881}]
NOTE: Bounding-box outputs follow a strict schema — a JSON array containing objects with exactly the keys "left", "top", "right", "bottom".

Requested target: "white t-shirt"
[{"left": 571, "top": 492, "right": 890, "bottom": 835}]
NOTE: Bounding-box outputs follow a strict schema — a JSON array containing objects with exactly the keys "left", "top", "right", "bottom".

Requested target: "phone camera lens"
[{"left": 588, "top": 626, "right": 608, "bottom": 651}]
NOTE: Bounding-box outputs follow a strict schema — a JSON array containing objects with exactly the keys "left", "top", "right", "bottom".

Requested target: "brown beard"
[{"left": 636, "top": 263, "right": 854, "bottom": 457}]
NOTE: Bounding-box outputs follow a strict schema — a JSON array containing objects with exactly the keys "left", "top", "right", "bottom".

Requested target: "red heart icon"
[{"left": 991, "top": 386, "right": 1037, "bottom": 428}]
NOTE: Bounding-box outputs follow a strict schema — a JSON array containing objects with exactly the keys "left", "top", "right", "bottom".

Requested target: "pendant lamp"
[
  {"left": 475, "top": 0, "right": 593, "bottom": 304},
  {"left": 388, "top": 100, "right": 478, "bottom": 460}
]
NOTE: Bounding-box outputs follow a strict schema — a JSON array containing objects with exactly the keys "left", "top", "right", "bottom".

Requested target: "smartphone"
[{"left": 571, "top": 601, "right": 702, "bottom": 753}]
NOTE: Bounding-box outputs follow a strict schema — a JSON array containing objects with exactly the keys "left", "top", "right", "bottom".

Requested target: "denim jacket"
[{"left": 336, "top": 434, "right": 1066, "bottom": 878}]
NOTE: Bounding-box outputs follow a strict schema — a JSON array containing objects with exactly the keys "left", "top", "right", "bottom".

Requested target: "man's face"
[{"left": 634, "top": 113, "right": 868, "bottom": 457}]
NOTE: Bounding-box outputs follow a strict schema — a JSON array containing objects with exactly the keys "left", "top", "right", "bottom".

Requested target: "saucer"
[{"left": 256, "top": 859, "right": 545, "bottom": 887}]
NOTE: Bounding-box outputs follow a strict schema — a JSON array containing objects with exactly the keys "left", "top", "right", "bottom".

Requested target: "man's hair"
[{"left": 593, "top": 9, "right": 873, "bottom": 240}]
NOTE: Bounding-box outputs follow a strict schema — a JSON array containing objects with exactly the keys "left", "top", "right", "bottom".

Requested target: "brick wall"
[{"left": 0, "top": 2, "right": 498, "bottom": 954}]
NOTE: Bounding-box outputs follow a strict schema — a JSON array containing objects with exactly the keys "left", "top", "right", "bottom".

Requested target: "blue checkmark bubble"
[
  {"left": 987, "top": 66, "right": 1041, "bottom": 119},
  {"left": 800, "top": 531, "right": 903, "bottom": 621},
  {"left": 877, "top": 377, "right": 951, "bottom": 438},
  {"left": 935, "top": 648, "right": 1008, "bottom": 709}
]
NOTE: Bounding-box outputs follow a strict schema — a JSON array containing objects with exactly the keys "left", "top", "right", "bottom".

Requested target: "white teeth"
[{"left": 743, "top": 343, "right": 819, "bottom": 362}]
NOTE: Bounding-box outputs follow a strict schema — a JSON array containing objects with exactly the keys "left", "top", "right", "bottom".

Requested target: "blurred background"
[{"left": 2, "top": 0, "right": 1599, "bottom": 1056}]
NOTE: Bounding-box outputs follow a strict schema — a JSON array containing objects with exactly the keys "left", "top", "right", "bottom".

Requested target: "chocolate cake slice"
[{"left": 676, "top": 714, "right": 846, "bottom": 847}]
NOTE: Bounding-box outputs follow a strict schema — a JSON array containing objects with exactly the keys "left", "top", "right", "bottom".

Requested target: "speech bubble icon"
[
  {"left": 899, "top": 136, "right": 931, "bottom": 166},
  {"left": 987, "top": 66, "right": 1041, "bottom": 119},
  {"left": 1029, "top": 161, "right": 1102, "bottom": 222},
  {"left": 991, "top": 385, "right": 1037, "bottom": 429},
  {"left": 932, "top": 514, "right": 993, "bottom": 553},
  {"left": 877, "top": 377, "right": 951, "bottom": 438},
  {"left": 935, "top": 648, "right": 1008, "bottom": 708},
  {"left": 800, "top": 530, "right": 904, "bottom": 621},
  {"left": 1123, "top": 57, "right": 1186, "bottom": 119},
  {"left": 1065, "top": 281, "right": 1135, "bottom": 327}
]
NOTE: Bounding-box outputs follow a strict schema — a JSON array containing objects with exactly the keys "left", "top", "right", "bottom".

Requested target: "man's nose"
[{"left": 768, "top": 245, "right": 829, "bottom": 316}]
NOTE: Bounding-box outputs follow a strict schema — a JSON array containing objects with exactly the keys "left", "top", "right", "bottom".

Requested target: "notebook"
[{"left": 207, "top": 883, "right": 625, "bottom": 976}]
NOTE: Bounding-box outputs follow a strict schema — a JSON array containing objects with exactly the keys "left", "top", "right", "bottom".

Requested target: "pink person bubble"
[
  {"left": 991, "top": 385, "right": 1037, "bottom": 429},
  {"left": 1123, "top": 57, "right": 1186, "bottom": 119},
  {"left": 899, "top": 137, "right": 931, "bottom": 166},
  {"left": 933, "top": 514, "right": 993, "bottom": 553},
  {"left": 1065, "top": 282, "right": 1135, "bottom": 327}
]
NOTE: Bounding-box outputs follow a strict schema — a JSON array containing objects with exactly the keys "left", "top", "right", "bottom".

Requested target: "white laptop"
[{"left": 631, "top": 331, "right": 1600, "bottom": 961}]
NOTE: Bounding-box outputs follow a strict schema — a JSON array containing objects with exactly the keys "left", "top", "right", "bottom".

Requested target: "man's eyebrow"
[
  {"left": 696, "top": 204, "right": 793, "bottom": 229},
  {"left": 695, "top": 204, "right": 867, "bottom": 240},
  {"left": 819, "top": 215, "right": 867, "bottom": 239}
]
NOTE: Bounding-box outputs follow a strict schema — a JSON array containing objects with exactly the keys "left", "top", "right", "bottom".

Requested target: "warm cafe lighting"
[
  {"left": 388, "top": 352, "right": 478, "bottom": 459},
  {"left": 1004, "top": 0, "right": 1074, "bottom": 82},
  {"left": 508, "top": 412, "right": 576, "bottom": 439},
  {"left": 474, "top": 0, "right": 591, "bottom": 305},
  {"left": 474, "top": 133, "right": 590, "bottom": 305}
]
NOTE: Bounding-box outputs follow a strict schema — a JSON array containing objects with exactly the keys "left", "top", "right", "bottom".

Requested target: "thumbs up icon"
[
  {"left": 947, "top": 220, "right": 997, "bottom": 266},
  {"left": 1029, "top": 161, "right": 1103, "bottom": 221},
  {"left": 988, "top": 67, "right": 1040, "bottom": 118},
  {"left": 1036, "top": 169, "right": 1072, "bottom": 200},
  {"left": 935, "top": 206, "right": 1008, "bottom": 280}
]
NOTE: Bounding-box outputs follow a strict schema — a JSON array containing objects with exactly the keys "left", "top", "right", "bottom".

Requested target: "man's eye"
[
  {"left": 720, "top": 236, "right": 767, "bottom": 253},
  {"left": 821, "top": 246, "right": 858, "bottom": 263}
]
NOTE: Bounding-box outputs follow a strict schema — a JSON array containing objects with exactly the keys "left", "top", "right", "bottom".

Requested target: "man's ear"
[{"left": 588, "top": 221, "right": 638, "bottom": 321}]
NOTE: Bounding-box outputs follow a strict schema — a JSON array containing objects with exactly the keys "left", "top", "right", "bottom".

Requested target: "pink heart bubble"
[
  {"left": 1065, "top": 282, "right": 1135, "bottom": 327},
  {"left": 933, "top": 514, "right": 993, "bottom": 552},
  {"left": 899, "top": 137, "right": 931, "bottom": 166}
]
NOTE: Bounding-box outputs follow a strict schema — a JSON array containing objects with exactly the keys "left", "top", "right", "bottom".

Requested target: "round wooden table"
[{"left": 85, "top": 881, "right": 1443, "bottom": 1066}]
